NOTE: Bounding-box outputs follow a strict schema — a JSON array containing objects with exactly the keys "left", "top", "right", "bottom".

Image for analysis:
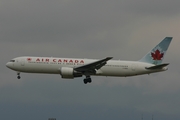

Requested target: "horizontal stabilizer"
[{"left": 145, "top": 63, "right": 169, "bottom": 70}]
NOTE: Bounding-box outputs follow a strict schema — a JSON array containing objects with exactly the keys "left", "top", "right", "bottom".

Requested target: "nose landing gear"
[{"left": 17, "top": 72, "right": 21, "bottom": 79}]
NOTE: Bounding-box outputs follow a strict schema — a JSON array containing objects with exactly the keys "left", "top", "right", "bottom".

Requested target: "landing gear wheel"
[
  {"left": 83, "top": 77, "right": 92, "bottom": 84},
  {"left": 17, "top": 76, "right": 21, "bottom": 79},
  {"left": 83, "top": 79, "right": 88, "bottom": 84},
  {"left": 17, "top": 73, "right": 21, "bottom": 79},
  {"left": 87, "top": 78, "right": 92, "bottom": 83}
]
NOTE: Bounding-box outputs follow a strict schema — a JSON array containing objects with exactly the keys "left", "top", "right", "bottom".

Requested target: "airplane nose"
[{"left": 6, "top": 62, "right": 11, "bottom": 68}]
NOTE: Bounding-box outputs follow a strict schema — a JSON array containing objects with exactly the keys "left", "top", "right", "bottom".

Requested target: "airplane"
[{"left": 6, "top": 37, "right": 172, "bottom": 84}]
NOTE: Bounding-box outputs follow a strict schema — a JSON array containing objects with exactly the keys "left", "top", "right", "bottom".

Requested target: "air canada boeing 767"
[{"left": 6, "top": 37, "right": 172, "bottom": 84}]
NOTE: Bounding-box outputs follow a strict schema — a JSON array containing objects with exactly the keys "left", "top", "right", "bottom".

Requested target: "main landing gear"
[
  {"left": 83, "top": 76, "right": 92, "bottom": 84},
  {"left": 17, "top": 72, "right": 21, "bottom": 79}
]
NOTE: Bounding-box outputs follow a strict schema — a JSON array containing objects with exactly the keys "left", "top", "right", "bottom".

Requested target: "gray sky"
[{"left": 1, "top": 0, "right": 180, "bottom": 120}]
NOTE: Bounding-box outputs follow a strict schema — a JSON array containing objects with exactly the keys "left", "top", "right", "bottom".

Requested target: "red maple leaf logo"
[
  {"left": 151, "top": 49, "right": 164, "bottom": 60},
  {"left": 27, "top": 58, "right": 32, "bottom": 61}
]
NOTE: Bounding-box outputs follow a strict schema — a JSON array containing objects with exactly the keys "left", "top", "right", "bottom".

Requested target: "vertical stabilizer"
[{"left": 139, "top": 37, "right": 172, "bottom": 65}]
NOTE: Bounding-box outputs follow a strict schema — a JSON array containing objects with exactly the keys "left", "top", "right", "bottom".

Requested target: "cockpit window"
[{"left": 10, "top": 60, "right": 15, "bottom": 62}]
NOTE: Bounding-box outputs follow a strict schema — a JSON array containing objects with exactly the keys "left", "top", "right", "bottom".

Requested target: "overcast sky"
[{"left": 1, "top": 0, "right": 180, "bottom": 120}]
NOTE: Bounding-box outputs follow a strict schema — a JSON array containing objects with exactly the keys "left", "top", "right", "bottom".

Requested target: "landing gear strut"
[
  {"left": 17, "top": 72, "right": 21, "bottom": 79},
  {"left": 83, "top": 76, "right": 92, "bottom": 84}
]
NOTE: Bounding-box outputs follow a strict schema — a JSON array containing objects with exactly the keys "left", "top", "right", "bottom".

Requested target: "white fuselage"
[{"left": 6, "top": 56, "right": 166, "bottom": 77}]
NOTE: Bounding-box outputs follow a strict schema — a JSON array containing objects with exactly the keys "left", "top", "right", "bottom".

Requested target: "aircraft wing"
[
  {"left": 145, "top": 63, "right": 169, "bottom": 69},
  {"left": 74, "top": 57, "right": 113, "bottom": 75}
]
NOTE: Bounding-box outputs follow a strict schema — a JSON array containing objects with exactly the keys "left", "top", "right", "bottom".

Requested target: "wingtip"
[
  {"left": 165, "top": 37, "right": 173, "bottom": 40},
  {"left": 106, "top": 57, "right": 113, "bottom": 60}
]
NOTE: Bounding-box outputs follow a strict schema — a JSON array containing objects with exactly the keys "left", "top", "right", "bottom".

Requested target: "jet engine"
[{"left": 60, "top": 67, "right": 82, "bottom": 79}]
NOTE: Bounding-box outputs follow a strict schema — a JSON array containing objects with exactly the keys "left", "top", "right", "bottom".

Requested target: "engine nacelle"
[{"left": 60, "top": 67, "right": 82, "bottom": 79}]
